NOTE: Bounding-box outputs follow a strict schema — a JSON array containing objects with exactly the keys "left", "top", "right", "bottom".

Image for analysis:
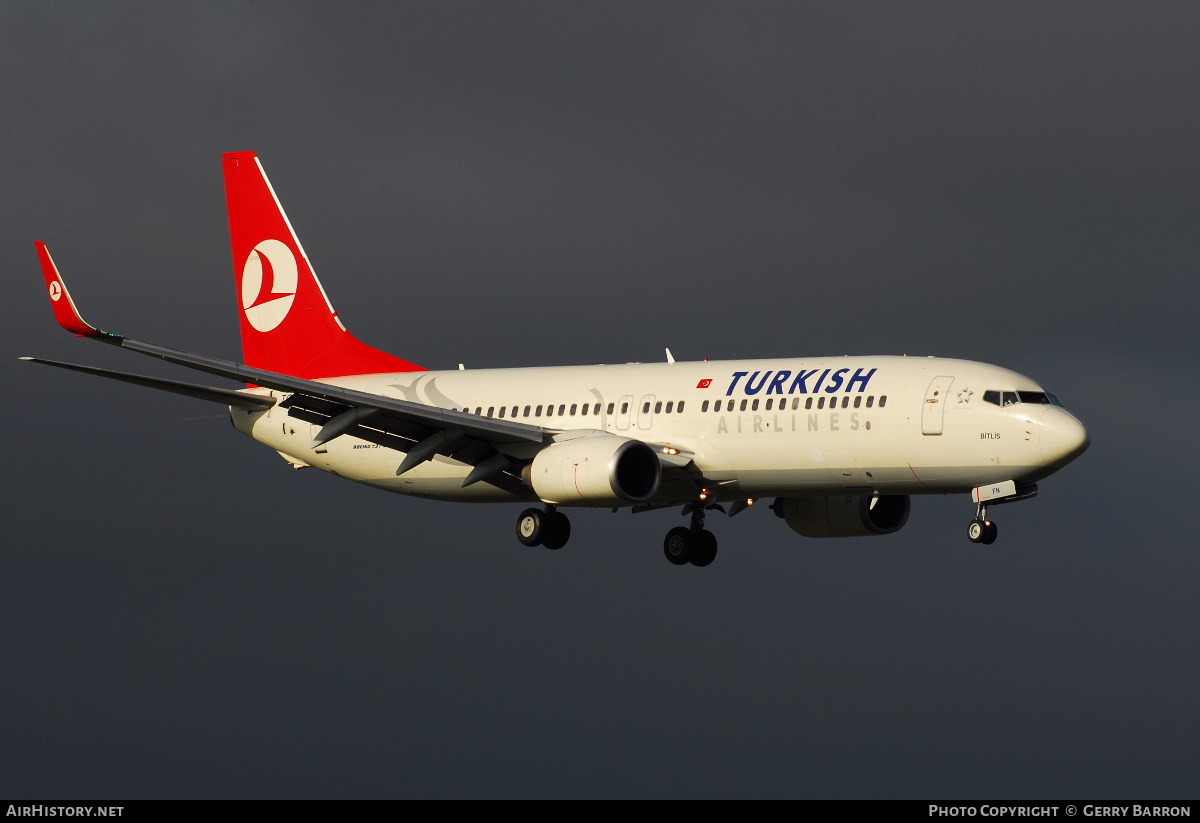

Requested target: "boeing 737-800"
[{"left": 25, "top": 152, "right": 1090, "bottom": 566}]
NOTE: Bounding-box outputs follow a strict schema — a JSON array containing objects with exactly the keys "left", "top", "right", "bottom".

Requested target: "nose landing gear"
[
  {"left": 967, "top": 507, "right": 998, "bottom": 545},
  {"left": 967, "top": 481, "right": 1038, "bottom": 544}
]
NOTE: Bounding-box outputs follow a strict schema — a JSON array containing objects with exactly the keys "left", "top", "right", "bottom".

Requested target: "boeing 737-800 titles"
[{"left": 25, "top": 152, "right": 1090, "bottom": 566}]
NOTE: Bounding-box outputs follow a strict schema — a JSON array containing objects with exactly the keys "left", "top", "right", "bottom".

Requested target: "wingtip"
[{"left": 35, "top": 243, "right": 101, "bottom": 337}]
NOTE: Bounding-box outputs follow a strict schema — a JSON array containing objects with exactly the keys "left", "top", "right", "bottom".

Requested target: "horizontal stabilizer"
[{"left": 20, "top": 357, "right": 277, "bottom": 410}]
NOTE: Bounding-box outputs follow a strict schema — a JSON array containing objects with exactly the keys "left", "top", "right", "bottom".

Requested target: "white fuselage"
[{"left": 230, "top": 354, "right": 1088, "bottom": 505}]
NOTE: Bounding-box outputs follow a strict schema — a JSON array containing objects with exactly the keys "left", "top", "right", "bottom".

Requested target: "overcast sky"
[{"left": 4, "top": 1, "right": 1198, "bottom": 799}]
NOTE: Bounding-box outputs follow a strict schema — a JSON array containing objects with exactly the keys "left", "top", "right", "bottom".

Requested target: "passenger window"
[
  {"left": 642, "top": 402, "right": 650, "bottom": 414},
  {"left": 792, "top": 397, "right": 800, "bottom": 410},
  {"left": 765, "top": 398, "right": 773, "bottom": 410},
  {"left": 879, "top": 396, "right": 887, "bottom": 408},
  {"left": 818, "top": 397, "right": 825, "bottom": 409},
  {"left": 806, "top": 397, "right": 813, "bottom": 410},
  {"left": 842, "top": 397, "right": 849, "bottom": 409},
  {"left": 487, "top": 406, "right": 494, "bottom": 417},
  {"left": 654, "top": 401, "right": 662, "bottom": 414},
  {"left": 752, "top": 399, "right": 759, "bottom": 411},
  {"left": 702, "top": 400, "right": 709, "bottom": 412},
  {"left": 677, "top": 401, "right": 685, "bottom": 413},
  {"left": 535, "top": 405, "right": 542, "bottom": 417},
  {"left": 607, "top": 402, "right": 615, "bottom": 415},
  {"left": 475, "top": 407, "right": 482, "bottom": 415},
  {"left": 740, "top": 399, "right": 748, "bottom": 411},
  {"left": 853, "top": 396, "right": 861, "bottom": 408},
  {"left": 621, "top": 402, "right": 629, "bottom": 414},
  {"left": 556, "top": 404, "right": 564, "bottom": 416},
  {"left": 665, "top": 401, "right": 673, "bottom": 413},
  {"left": 570, "top": 404, "right": 577, "bottom": 415},
  {"left": 523, "top": 405, "right": 531, "bottom": 417},
  {"left": 866, "top": 396, "right": 874, "bottom": 408}
]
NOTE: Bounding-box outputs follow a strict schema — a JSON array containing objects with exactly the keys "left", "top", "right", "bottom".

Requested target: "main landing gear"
[
  {"left": 516, "top": 506, "right": 571, "bottom": 551},
  {"left": 663, "top": 504, "right": 719, "bottom": 567}
]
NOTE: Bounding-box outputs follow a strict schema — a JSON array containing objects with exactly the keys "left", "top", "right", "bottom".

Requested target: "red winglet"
[{"left": 35, "top": 242, "right": 100, "bottom": 337}]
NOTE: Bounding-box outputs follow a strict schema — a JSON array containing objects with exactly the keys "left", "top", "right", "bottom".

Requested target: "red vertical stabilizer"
[{"left": 222, "top": 151, "right": 424, "bottom": 378}]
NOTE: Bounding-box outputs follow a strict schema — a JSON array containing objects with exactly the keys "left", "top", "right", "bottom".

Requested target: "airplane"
[{"left": 25, "top": 151, "right": 1090, "bottom": 566}]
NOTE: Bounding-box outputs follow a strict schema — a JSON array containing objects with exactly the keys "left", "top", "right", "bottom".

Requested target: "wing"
[
  {"left": 26, "top": 243, "right": 550, "bottom": 494},
  {"left": 19, "top": 357, "right": 277, "bottom": 410}
]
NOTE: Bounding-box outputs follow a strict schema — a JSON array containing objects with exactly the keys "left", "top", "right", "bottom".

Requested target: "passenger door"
[{"left": 921, "top": 375, "right": 955, "bottom": 435}]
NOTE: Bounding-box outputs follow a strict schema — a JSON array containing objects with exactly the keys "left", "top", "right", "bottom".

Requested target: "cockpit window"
[{"left": 983, "top": 389, "right": 1062, "bottom": 407}]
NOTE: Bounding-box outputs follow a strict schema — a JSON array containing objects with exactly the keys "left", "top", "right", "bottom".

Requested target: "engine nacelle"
[
  {"left": 530, "top": 435, "right": 661, "bottom": 506},
  {"left": 772, "top": 494, "right": 910, "bottom": 538}
]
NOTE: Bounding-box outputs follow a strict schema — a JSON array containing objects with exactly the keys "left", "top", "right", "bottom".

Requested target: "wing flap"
[{"left": 275, "top": 387, "right": 530, "bottom": 494}]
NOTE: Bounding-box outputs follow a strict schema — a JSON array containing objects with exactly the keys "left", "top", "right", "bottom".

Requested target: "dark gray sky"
[{"left": 5, "top": 1, "right": 1198, "bottom": 799}]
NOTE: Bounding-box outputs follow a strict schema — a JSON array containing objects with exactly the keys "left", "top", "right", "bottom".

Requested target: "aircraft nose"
[{"left": 1039, "top": 407, "right": 1091, "bottom": 467}]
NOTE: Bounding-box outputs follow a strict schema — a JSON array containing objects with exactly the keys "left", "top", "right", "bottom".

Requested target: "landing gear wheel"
[
  {"left": 664, "top": 526, "right": 694, "bottom": 565},
  {"left": 690, "top": 529, "right": 718, "bottom": 567},
  {"left": 541, "top": 511, "right": 571, "bottom": 551},
  {"left": 516, "top": 508, "right": 545, "bottom": 547},
  {"left": 968, "top": 519, "right": 998, "bottom": 544}
]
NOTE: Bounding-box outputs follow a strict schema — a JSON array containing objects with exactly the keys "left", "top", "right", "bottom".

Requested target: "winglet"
[{"left": 35, "top": 242, "right": 101, "bottom": 337}]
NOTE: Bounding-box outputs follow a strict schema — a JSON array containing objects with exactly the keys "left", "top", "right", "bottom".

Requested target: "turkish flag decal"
[{"left": 696, "top": 378, "right": 713, "bottom": 389}]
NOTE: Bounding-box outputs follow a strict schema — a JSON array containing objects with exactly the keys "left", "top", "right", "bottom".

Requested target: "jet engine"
[
  {"left": 772, "top": 494, "right": 910, "bottom": 538},
  {"left": 529, "top": 435, "right": 661, "bottom": 506}
]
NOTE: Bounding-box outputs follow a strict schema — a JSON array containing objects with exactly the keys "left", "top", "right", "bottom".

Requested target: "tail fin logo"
[
  {"left": 241, "top": 239, "right": 298, "bottom": 332},
  {"left": 48, "top": 280, "right": 63, "bottom": 301}
]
